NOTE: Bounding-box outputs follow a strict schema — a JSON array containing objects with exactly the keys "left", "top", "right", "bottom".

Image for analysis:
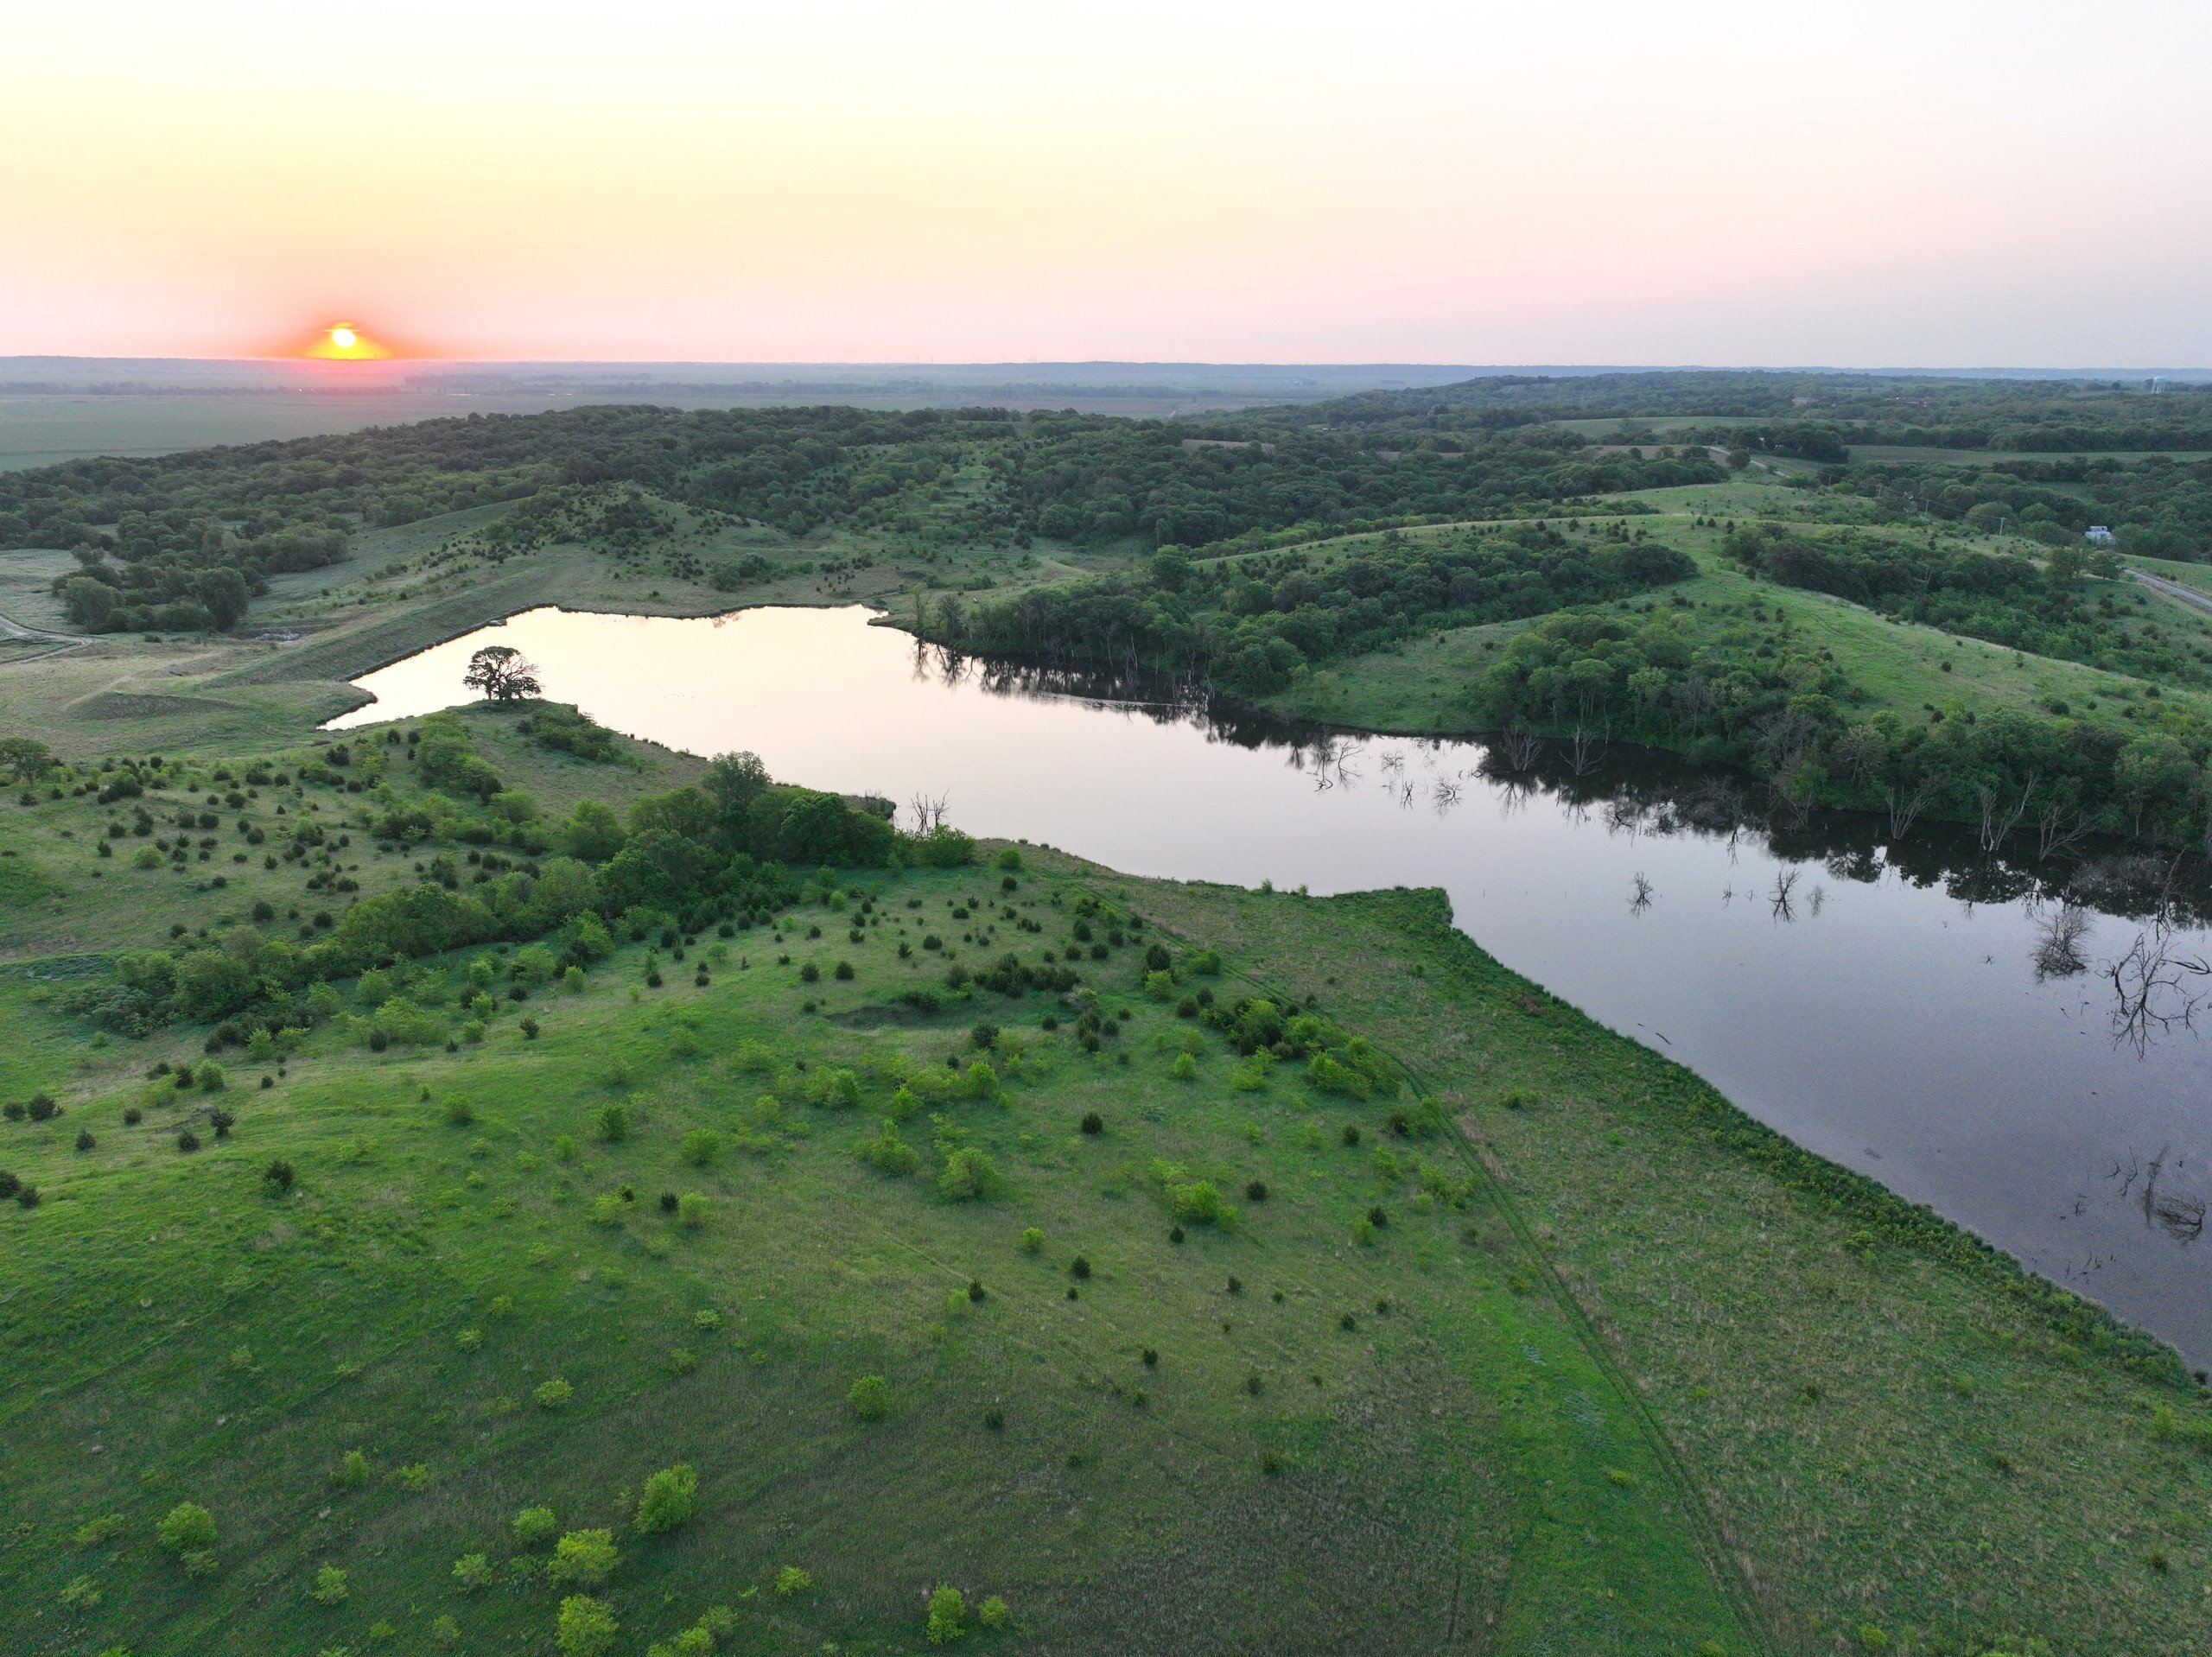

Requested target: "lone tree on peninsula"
[{"left": 463, "top": 644, "right": 543, "bottom": 702}]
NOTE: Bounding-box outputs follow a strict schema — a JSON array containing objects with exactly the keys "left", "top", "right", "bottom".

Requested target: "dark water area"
[{"left": 330, "top": 604, "right": 2212, "bottom": 1363}]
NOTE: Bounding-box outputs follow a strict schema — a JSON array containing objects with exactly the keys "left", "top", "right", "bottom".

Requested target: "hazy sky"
[{"left": 6, "top": 0, "right": 2208, "bottom": 365}]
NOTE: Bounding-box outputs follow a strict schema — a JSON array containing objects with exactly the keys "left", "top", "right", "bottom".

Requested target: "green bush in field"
[
  {"left": 452, "top": 1552, "right": 493, "bottom": 1589},
  {"left": 331, "top": 1449, "right": 372, "bottom": 1488},
  {"left": 848, "top": 1374, "right": 893, "bottom": 1419},
  {"left": 774, "top": 1564, "right": 814, "bottom": 1595},
  {"left": 534, "top": 1378, "right": 574, "bottom": 1410},
  {"left": 938, "top": 1146, "right": 1006, "bottom": 1201},
  {"left": 556, "top": 1594, "right": 619, "bottom": 1657},
  {"left": 978, "top": 1595, "right": 1011, "bottom": 1629},
  {"left": 859, "top": 1121, "right": 920, "bottom": 1177},
  {"left": 512, "top": 1506, "right": 561, "bottom": 1547},
  {"left": 926, "top": 1584, "right": 968, "bottom": 1643},
  {"left": 156, "top": 1502, "right": 215, "bottom": 1557},
  {"left": 681, "top": 1127, "right": 720, "bottom": 1165},
  {"left": 594, "top": 1102, "right": 630, "bottom": 1141},
  {"left": 676, "top": 1191, "right": 710, "bottom": 1228},
  {"left": 309, "top": 1565, "right": 348, "bottom": 1604},
  {"left": 634, "top": 1463, "right": 698, "bottom": 1534},
  {"left": 550, "top": 1528, "right": 620, "bottom": 1586}
]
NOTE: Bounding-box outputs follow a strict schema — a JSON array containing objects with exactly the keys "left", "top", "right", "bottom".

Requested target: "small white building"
[{"left": 2085, "top": 526, "right": 2115, "bottom": 545}]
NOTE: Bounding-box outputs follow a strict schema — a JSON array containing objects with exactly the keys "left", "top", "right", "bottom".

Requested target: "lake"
[{"left": 329, "top": 603, "right": 2212, "bottom": 1363}]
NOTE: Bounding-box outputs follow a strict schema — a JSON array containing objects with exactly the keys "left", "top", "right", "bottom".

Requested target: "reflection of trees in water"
[
  {"left": 2113, "top": 1149, "right": 2207, "bottom": 1245},
  {"left": 938, "top": 638, "right": 2212, "bottom": 1047}
]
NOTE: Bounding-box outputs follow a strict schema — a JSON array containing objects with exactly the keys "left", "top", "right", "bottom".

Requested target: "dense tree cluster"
[
  {"left": 935, "top": 524, "right": 1694, "bottom": 695},
  {"left": 1475, "top": 604, "right": 2212, "bottom": 849}
]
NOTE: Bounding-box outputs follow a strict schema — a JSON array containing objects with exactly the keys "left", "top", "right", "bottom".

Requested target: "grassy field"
[{"left": 1, "top": 722, "right": 2207, "bottom": 1654}]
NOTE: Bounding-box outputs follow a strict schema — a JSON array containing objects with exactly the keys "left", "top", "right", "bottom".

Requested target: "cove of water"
[{"left": 329, "top": 604, "right": 2212, "bottom": 1363}]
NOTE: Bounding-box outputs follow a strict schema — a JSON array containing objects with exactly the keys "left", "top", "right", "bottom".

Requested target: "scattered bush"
[
  {"left": 1079, "top": 1111, "right": 1103, "bottom": 1135},
  {"left": 513, "top": 1505, "right": 562, "bottom": 1547},
  {"left": 938, "top": 1146, "right": 1006, "bottom": 1201},
  {"left": 978, "top": 1595, "right": 1011, "bottom": 1629},
  {"left": 774, "top": 1565, "right": 814, "bottom": 1596},
  {"left": 550, "top": 1528, "right": 620, "bottom": 1586},
  {"left": 452, "top": 1552, "right": 493, "bottom": 1589},
  {"left": 594, "top": 1102, "right": 630, "bottom": 1142},
  {"left": 681, "top": 1127, "right": 720, "bottom": 1165},
  {"left": 1020, "top": 1226, "right": 1045, "bottom": 1253},
  {"left": 263, "top": 1158, "right": 296, "bottom": 1193},
  {"left": 556, "top": 1594, "right": 620, "bottom": 1657},
  {"left": 847, "top": 1374, "right": 894, "bottom": 1419},
  {"left": 635, "top": 1463, "right": 698, "bottom": 1534},
  {"left": 927, "top": 1584, "right": 969, "bottom": 1644},
  {"left": 156, "top": 1502, "right": 217, "bottom": 1556},
  {"left": 535, "top": 1378, "right": 575, "bottom": 1410},
  {"left": 332, "top": 1449, "right": 372, "bottom": 1488},
  {"left": 310, "top": 1565, "right": 349, "bottom": 1604}
]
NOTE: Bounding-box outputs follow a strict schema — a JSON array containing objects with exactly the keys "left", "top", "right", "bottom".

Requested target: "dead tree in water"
[
  {"left": 1975, "top": 773, "right": 2037, "bottom": 853},
  {"left": 1769, "top": 867, "right": 1801, "bottom": 920},
  {"left": 1885, "top": 776, "right": 1941, "bottom": 842},
  {"left": 1566, "top": 722, "right": 1601, "bottom": 777},
  {"left": 1491, "top": 723, "right": 1541, "bottom": 773},
  {"left": 2036, "top": 802, "right": 2095, "bottom": 862},
  {"left": 1629, "top": 872, "right": 1656, "bottom": 915}
]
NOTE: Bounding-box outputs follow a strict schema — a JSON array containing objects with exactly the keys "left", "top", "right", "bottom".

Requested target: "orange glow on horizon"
[{"left": 302, "top": 321, "right": 393, "bottom": 360}]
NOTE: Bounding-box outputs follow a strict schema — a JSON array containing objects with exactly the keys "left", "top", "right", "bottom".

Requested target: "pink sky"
[{"left": 6, "top": 1, "right": 2209, "bottom": 365}]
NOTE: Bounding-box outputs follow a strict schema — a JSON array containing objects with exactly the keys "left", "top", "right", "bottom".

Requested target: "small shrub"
[
  {"left": 1340, "top": 1122, "right": 1361, "bottom": 1146},
  {"left": 938, "top": 1146, "right": 1006, "bottom": 1201},
  {"left": 1171, "top": 1052, "right": 1198, "bottom": 1082},
  {"left": 1020, "top": 1226, "right": 1044, "bottom": 1253},
  {"left": 310, "top": 1565, "right": 349, "bottom": 1604},
  {"left": 676, "top": 1190, "right": 710, "bottom": 1228},
  {"left": 176, "top": 1128, "right": 201, "bottom": 1153},
  {"left": 264, "top": 1158, "right": 296, "bottom": 1193},
  {"left": 513, "top": 1505, "right": 562, "bottom": 1547},
  {"left": 1070, "top": 1255, "right": 1092, "bottom": 1280},
  {"left": 535, "top": 1378, "right": 575, "bottom": 1410},
  {"left": 556, "top": 1594, "right": 620, "bottom": 1657},
  {"left": 443, "top": 1096, "right": 476, "bottom": 1127},
  {"left": 74, "top": 1127, "right": 96, "bottom": 1151},
  {"left": 635, "top": 1463, "right": 698, "bottom": 1534},
  {"left": 1079, "top": 1111, "right": 1103, "bottom": 1135},
  {"left": 332, "top": 1449, "right": 372, "bottom": 1488},
  {"left": 594, "top": 1103, "right": 630, "bottom": 1142},
  {"left": 978, "top": 1595, "right": 1011, "bottom": 1629},
  {"left": 682, "top": 1127, "right": 720, "bottom": 1165},
  {"left": 58, "top": 1573, "right": 101, "bottom": 1611},
  {"left": 550, "top": 1528, "right": 620, "bottom": 1586},
  {"left": 452, "top": 1552, "right": 493, "bottom": 1589},
  {"left": 71, "top": 1514, "right": 124, "bottom": 1548},
  {"left": 156, "top": 1502, "right": 217, "bottom": 1555},
  {"left": 848, "top": 1374, "right": 893, "bottom": 1419},
  {"left": 197, "top": 1062, "right": 227, "bottom": 1093},
  {"left": 926, "top": 1584, "right": 969, "bottom": 1644},
  {"left": 774, "top": 1565, "right": 814, "bottom": 1596}
]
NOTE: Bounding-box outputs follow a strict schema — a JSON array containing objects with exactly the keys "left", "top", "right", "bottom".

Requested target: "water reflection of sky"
[{"left": 331, "top": 605, "right": 2212, "bottom": 1363}]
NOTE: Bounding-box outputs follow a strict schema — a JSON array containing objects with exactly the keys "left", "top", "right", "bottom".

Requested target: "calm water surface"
[{"left": 331, "top": 605, "right": 2212, "bottom": 1362}]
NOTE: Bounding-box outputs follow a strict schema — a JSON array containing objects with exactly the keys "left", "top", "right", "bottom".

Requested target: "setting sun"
[{"left": 302, "top": 321, "right": 391, "bottom": 359}]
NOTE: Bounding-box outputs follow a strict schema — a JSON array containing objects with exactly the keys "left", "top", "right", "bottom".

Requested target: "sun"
[{"left": 302, "top": 321, "right": 392, "bottom": 360}]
